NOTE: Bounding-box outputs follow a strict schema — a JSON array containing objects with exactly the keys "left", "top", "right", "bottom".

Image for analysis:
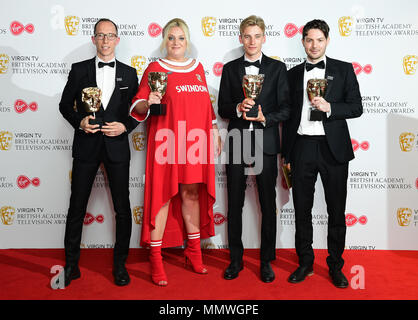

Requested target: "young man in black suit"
[
  {"left": 218, "top": 15, "right": 290, "bottom": 283},
  {"left": 282, "top": 19, "right": 363, "bottom": 288},
  {"left": 59, "top": 18, "right": 139, "bottom": 287}
]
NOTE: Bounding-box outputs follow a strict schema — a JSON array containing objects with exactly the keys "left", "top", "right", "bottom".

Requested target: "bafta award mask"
[
  {"left": 148, "top": 72, "right": 168, "bottom": 115},
  {"left": 148, "top": 72, "right": 168, "bottom": 96},
  {"left": 0, "top": 54, "right": 10, "bottom": 74},
  {"left": 0, "top": 206, "right": 15, "bottom": 225},
  {"left": 397, "top": 208, "right": 412, "bottom": 226},
  {"left": 0, "top": 131, "right": 12, "bottom": 150},
  {"left": 399, "top": 132, "right": 415, "bottom": 152},
  {"left": 403, "top": 55, "right": 418, "bottom": 75},
  {"left": 64, "top": 16, "right": 80, "bottom": 36},
  {"left": 338, "top": 16, "right": 354, "bottom": 37},
  {"left": 201, "top": 17, "right": 217, "bottom": 37}
]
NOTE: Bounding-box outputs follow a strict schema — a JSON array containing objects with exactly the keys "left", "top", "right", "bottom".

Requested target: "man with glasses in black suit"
[{"left": 59, "top": 18, "right": 139, "bottom": 287}]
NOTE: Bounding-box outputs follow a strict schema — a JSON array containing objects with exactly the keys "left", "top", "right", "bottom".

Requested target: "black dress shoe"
[
  {"left": 288, "top": 266, "right": 314, "bottom": 284},
  {"left": 260, "top": 261, "right": 275, "bottom": 283},
  {"left": 113, "top": 265, "right": 130, "bottom": 286},
  {"left": 64, "top": 265, "right": 81, "bottom": 287},
  {"left": 224, "top": 261, "right": 243, "bottom": 280},
  {"left": 329, "top": 269, "right": 348, "bottom": 288}
]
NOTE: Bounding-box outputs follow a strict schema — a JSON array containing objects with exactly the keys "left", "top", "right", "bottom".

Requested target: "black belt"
[{"left": 297, "top": 134, "right": 326, "bottom": 140}]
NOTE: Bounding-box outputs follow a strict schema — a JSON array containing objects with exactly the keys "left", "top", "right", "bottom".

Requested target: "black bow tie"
[
  {"left": 244, "top": 60, "right": 261, "bottom": 68},
  {"left": 306, "top": 60, "right": 325, "bottom": 72},
  {"left": 98, "top": 61, "right": 115, "bottom": 68}
]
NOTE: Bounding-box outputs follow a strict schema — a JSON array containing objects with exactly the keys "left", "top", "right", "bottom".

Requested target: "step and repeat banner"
[{"left": 1, "top": 0, "right": 417, "bottom": 250}]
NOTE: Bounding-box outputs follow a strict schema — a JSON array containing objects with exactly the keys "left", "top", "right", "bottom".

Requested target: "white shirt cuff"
[
  {"left": 130, "top": 99, "right": 150, "bottom": 122},
  {"left": 326, "top": 104, "right": 332, "bottom": 118},
  {"left": 236, "top": 103, "right": 243, "bottom": 118}
]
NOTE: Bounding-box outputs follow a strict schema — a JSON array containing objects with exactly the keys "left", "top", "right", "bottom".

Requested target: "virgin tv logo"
[
  {"left": 352, "top": 62, "right": 372, "bottom": 75},
  {"left": 17, "top": 175, "right": 40, "bottom": 189},
  {"left": 214, "top": 212, "right": 226, "bottom": 225},
  {"left": 346, "top": 213, "right": 367, "bottom": 227},
  {"left": 284, "top": 23, "right": 303, "bottom": 38},
  {"left": 14, "top": 99, "right": 38, "bottom": 114},
  {"left": 213, "top": 62, "right": 223, "bottom": 77},
  {"left": 352, "top": 139, "right": 369, "bottom": 152},
  {"left": 148, "top": 23, "right": 162, "bottom": 37},
  {"left": 10, "top": 21, "right": 34, "bottom": 35},
  {"left": 83, "top": 212, "right": 104, "bottom": 225}
]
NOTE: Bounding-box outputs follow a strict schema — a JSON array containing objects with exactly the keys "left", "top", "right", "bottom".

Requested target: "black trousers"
[
  {"left": 290, "top": 135, "right": 348, "bottom": 271},
  {"left": 225, "top": 130, "right": 278, "bottom": 263},
  {"left": 64, "top": 147, "right": 132, "bottom": 266}
]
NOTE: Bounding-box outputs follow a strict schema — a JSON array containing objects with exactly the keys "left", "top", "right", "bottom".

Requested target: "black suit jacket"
[
  {"left": 59, "top": 57, "right": 139, "bottom": 163},
  {"left": 218, "top": 54, "right": 291, "bottom": 155},
  {"left": 282, "top": 56, "right": 363, "bottom": 164}
]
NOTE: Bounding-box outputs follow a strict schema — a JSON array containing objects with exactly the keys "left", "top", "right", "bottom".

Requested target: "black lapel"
[
  {"left": 238, "top": 55, "right": 246, "bottom": 87},
  {"left": 85, "top": 57, "right": 104, "bottom": 112},
  {"left": 105, "top": 60, "right": 122, "bottom": 111},
  {"left": 257, "top": 53, "right": 270, "bottom": 102},
  {"left": 115, "top": 59, "right": 123, "bottom": 88},
  {"left": 87, "top": 57, "right": 97, "bottom": 86},
  {"left": 259, "top": 53, "right": 269, "bottom": 76},
  {"left": 296, "top": 62, "right": 305, "bottom": 111},
  {"left": 324, "top": 56, "right": 335, "bottom": 100}
]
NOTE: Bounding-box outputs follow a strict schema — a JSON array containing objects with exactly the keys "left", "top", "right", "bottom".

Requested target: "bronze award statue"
[
  {"left": 148, "top": 72, "right": 168, "bottom": 115},
  {"left": 242, "top": 74, "right": 264, "bottom": 118},
  {"left": 81, "top": 87, "right": 103, "bottom": 127},
  {"left": 306, "top": 78, "right": 327, "bottom": 121}
]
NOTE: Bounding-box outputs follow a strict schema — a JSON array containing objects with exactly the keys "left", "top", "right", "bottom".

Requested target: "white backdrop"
[{"left": 1, "top": 0, "right": 417, "bottom": 250}]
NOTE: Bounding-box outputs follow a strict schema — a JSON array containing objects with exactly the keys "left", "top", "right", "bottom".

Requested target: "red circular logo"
[
  {"left": 84, "top": 213, "right": 95, "bottom": 225},
  {"left": 95, "top": 214, "right": 104, "bottom": 224},
  {"left": 213, "top": 62, "right": 224, "bottom": 77},
  {"left": 214, "top": 212, "right": 226, "bottom": 225},
  {"left": 148, "top": 23, "right": 162, "bottom": 37},
  {"left": 284, "top": 23, "right": 303, "bottom": 38}
]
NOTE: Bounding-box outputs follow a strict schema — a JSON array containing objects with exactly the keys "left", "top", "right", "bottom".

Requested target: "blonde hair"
[
  {"left": 160, "top": 18, "right": 191, "bottom": 54},
  {"left": 239, "top": 15, "right": 266, "bottom": 35}
]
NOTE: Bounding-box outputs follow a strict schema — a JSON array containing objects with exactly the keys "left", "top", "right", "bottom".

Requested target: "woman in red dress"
[{"left": 130, "top": 18, "right": 221, "bottom": 286}]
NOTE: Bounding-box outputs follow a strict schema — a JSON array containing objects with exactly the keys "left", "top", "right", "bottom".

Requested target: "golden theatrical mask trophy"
[
  {"left": 81, "top": 87, "right": 103, "bottom": 127},
  {"left": 242, "top": 74, "right": 264, "bottom": 118},
  {"left": 307, "top": 78, "right": 327, "bottom": 121},
  {"left": 148, "top": 72, "right": 168, "bottom": 115}
]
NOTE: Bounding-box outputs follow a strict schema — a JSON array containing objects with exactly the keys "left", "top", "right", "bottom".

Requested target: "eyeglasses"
[{"left": 94, "top": 33, "right": 118, "bottom": 40}]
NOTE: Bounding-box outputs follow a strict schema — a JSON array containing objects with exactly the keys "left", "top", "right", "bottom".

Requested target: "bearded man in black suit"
[{"left": 282, "top": 19, "right": 363, "bottom": 288}]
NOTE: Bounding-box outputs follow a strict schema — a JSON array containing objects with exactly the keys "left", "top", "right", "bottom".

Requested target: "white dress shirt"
[
  {"left": 297, "top": 56, "right": 331, "bottom": 136},
  {"left": 95, "top": 56, "right": 116, "bottom": 110}
]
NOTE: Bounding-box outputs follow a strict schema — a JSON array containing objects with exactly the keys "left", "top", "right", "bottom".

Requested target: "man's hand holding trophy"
[
  {"left": 240, "top": 74, "right": 265, "bottom": 122},
  {"left": 306, "top": 78, "right": 330, "bottom": 121},
  {"left": 80, "top": 87, "right": 126, "bottom": 136},
  {"left": 81, "top": 87, "right": 102, "bottom": 133}
]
